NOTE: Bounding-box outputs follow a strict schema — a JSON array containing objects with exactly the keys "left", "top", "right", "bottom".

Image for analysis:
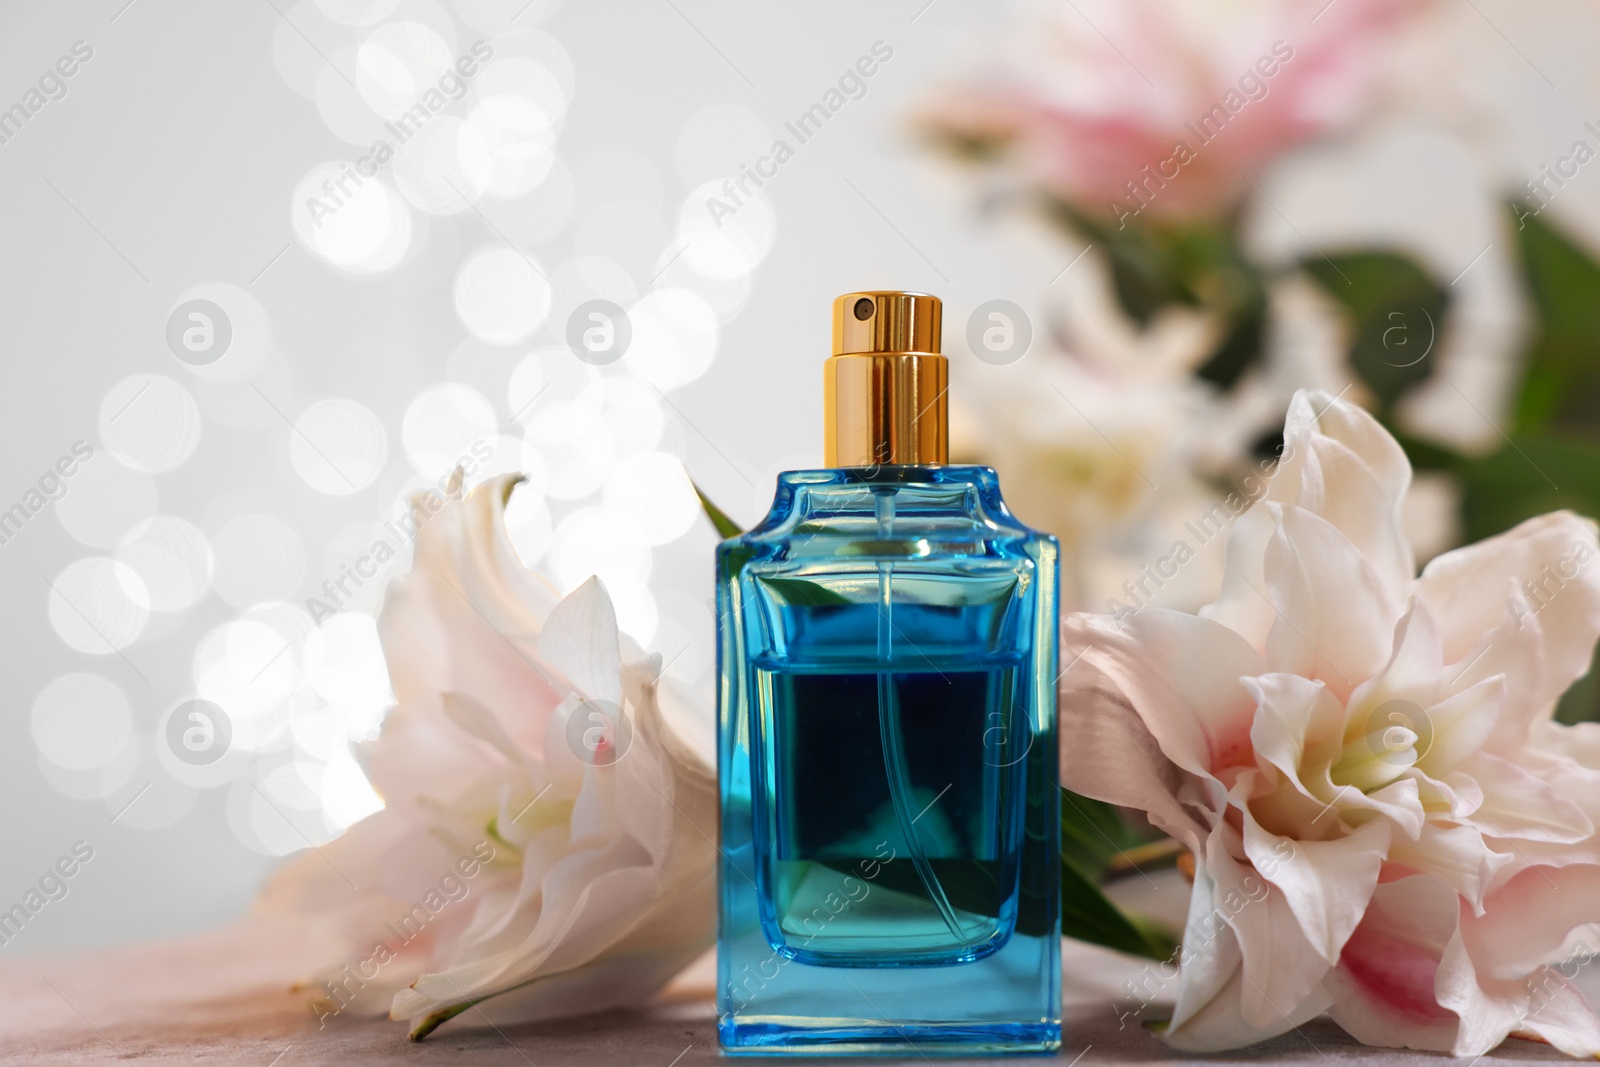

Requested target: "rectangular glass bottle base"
[
  {"left": 718, "top": 910, "right": 1061, "bottom": 1055},
  {"left": 720, "top": 1019, "right": 1061, "bottom": 1055}
]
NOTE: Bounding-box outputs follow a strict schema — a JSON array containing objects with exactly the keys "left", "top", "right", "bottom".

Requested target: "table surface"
[
  {"left": 1, "top": 1003, "right": 1577, "bottom": 1066},
  {"left": 0, "top": 934, "right": 1576, "bottom": 1065}
]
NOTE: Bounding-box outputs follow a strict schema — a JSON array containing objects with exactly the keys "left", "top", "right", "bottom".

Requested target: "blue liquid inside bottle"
[{"left": 717, "top": 466, "right": 1060, "bottom": 1054}]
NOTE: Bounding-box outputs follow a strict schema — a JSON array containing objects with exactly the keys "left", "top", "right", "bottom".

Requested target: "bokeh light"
[
  {"left": 192, "top": 615, "right": 302, "bottom": 725},
  {"left": 402, "top": 382, "right": 498, "bottom": 477},
  {"left": 291, "top": 164, "right": 413, "bottom": 274},
  {"left": 523, "top": 396, "right": 614, "bottom": 499},
  {"left": 355, "top": 21, "right": 455, "bottom": 120},
  {"left": 32, "top": 673, "right": 133, "bottom": 773},
  {"left": 623, "top": 287, "right": 720, "bottom": 389},
  {"left": 603, "top": 451, "right": 698, "bottom": 547},
  {"left": 392, "top": 115, "right": 493, "bottom": 214},
  {"left": 115, "top": 516, "right": 213, "bottom": 613},
  {"left": 503, "top": 479, "right": 553, "bottom": 566},
  {"left": 454, "top": 246, "right": 551, "bottom": 343},
  {"left": 98, "top": 375, "right": 202, "bottom": 474},
  {"left": 303, "top": 613, "right": 393, "bottom": 734},
  {"left": 289, "top": 398, "right": 389, "bottom": 495},
  {"left": 47, "top": 557, "right": 149, "bottom": 655},
  {"left": 210, "top": 514, "right": 306, "bottom": 608},
  {"left": 677, "top": 178, "right": 776, "bottom": 279}
]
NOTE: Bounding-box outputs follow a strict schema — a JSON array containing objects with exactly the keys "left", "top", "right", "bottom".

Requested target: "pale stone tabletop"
[{"left": 1, "top": 937, "right": 1577, "bottom": 1066}]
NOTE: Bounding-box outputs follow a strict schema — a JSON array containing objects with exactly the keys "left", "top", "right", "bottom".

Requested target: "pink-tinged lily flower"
[
  {"left": 1062, "top": 389, "right": 1600, "bottom": 1055},
  {"left": 263, "top": 474, "right": 717, "bottom": 1039},
  {"left": 926, "top": 0, "right": 1434, "bottom": 222}
]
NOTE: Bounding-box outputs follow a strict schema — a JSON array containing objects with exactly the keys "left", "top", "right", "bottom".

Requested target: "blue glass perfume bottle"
[{"left": 717, "top": 292, "right": 1060, "bottom": 1054}]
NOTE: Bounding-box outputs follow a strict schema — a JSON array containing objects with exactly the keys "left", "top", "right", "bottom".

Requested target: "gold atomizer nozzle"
[{"left": 825, "top": 291, "right": 947, "bottom": 467}]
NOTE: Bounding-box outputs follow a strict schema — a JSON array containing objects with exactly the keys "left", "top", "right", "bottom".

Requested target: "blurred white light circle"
[
  {"left": 492, "top": 28, "right": 574, "bottom": 105},
  {"left": 675, "top": 102, "right": 772, "bottom": 188},
  {"left": 651, "top": 249, "right": 754, "bottom": 323},
  {"left": 455, "top": 246, "right": 550, "bottom": 344},
  {"left": 291, "top": 165, "right": 412, "bottom": 274},
  {"left": 322, "top": 746, "right": 384, "bottom": 830},
  {"left": 653, "top": 589, "right": 715, "bottom": 686},
  {"left": 48, "top": 557, "right": 148, "bottom": 654},
  {"left": 53, "top": 452, "right": 156, "bottom": 549},
  {"left": 523, "top": 399, "right": 614, "bottom": 500},
  {"left": 115, "top": 516, "right": 212, "bottom": 612},
  {"left": 394, "top": 115, "right": 493, "bottom": 214},
  {"left": 290, "top": 700, "right": 346, "bottom": 761},
  {"left": 506, "top": 352, "right": 546, "bottom": 427},
  {"left": 32, "top": 673, "right": 133, "bottom": 772},
  {"left": 600, "top": 376, "right": 665, "bottom": 459},
  {"left": 508, "top": 345, "right": 598, "bottom": 425},
  {"left": 624, "top": 288, "right": 719, "bottom": 388},
  {"left": 467, "top": 95, "right": 558, "bottom": 197},
  {"left": 610, "top": 583, "right": 658, "bottom": 646},
  {"left": 403, "top": 383, "right": 498, "bottom": 477},
  {"left": 229, "top": 773, "right": 334, "bottom": 855},
  {"left": 193, "top": 617, "right": 300, "bottom": 721},
  {"left": 314, "top": 0, "right": 400, "bottom": 25},
  {"left": 357, "top": 21, "right": 453, "bottom": 120},
  {"left": 304, "top": 613, "right": 393, "bottom": 728},
  {"left": 465, "top": 433, "right": 546, "bottom": 491},
  {"left": 98, "top": 375, "right": 202, "bottom": 473},
  {"left": 678, "top": 178, "right": 775, "bottom": 279},
  {"left": 603, "top": 451, "right": 698, "bottom": 546},
  {"left": 211, "top": 514, "right": 306, "bottom": 608},
  {"left": 549, "top": 506, "right": 650, "bottom": 592},
  {"left": 290, "top": 398, "right": 388, "bottom": 495},
  {"left": 477, "top": 55, "right": 566, "bottom": 117},
  {"left": 503, "top": 480, "right": 552, "bottom": 566},
  {"left": 37, "top": 737, "right": 137, "bottom": 802}
]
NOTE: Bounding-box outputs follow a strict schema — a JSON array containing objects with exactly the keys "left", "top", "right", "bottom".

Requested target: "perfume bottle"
[{"left": 716, "top": 292, "right": 1060, "bottom": 1054}]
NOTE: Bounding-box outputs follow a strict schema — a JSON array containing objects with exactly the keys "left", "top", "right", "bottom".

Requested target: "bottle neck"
[{"left": 823, "top": 351, "right": 948, "bottom": 468}]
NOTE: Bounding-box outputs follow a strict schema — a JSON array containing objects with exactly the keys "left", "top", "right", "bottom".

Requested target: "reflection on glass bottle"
[{"left": 717, "top": 293, "right": 1060, "bottom": 1054}]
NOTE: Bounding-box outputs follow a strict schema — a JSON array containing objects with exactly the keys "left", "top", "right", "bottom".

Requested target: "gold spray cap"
[{"left": 824, "top": 292, "right": 947, "bottom": 467}]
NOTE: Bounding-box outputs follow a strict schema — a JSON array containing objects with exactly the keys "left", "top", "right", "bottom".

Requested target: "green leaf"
[
  {"left": 756, "top": 576, "right": 854, "bottom": 607},
  {"left": 1302, "top": 250, "right": 1448, "bottom": 412},
  {"left": 1453, "top": 430, "right": 1600, "bottom": 723},
  {"left": 1195, "top": 287, "right": 1267, "bottom": 391},
  {"left": 693, "top": 481, "right": 745, "bottom": 539},
  {"left": 1060, "top": 788, "right": 1162, "bottom": 882},
  {"left": 1049, "top": 202, "right": 1268, "bottom": 389},
  {"left": 1060, "top": 853, "right": 1178, "bottom": 962},
  {"left": 1510, "top": 201, "right": 1600, "bottom": 434},
  {"left": 1456, "top": 431, "right": 1600, "bottom": 542}
]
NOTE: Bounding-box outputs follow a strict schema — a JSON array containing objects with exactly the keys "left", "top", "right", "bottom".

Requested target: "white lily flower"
[
  {"left": 1063, "top": 390, "right": 1600, "bottom": 1056},
  {"left": 264, "top": 475, "right": 717, "bottom": 1039}
]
